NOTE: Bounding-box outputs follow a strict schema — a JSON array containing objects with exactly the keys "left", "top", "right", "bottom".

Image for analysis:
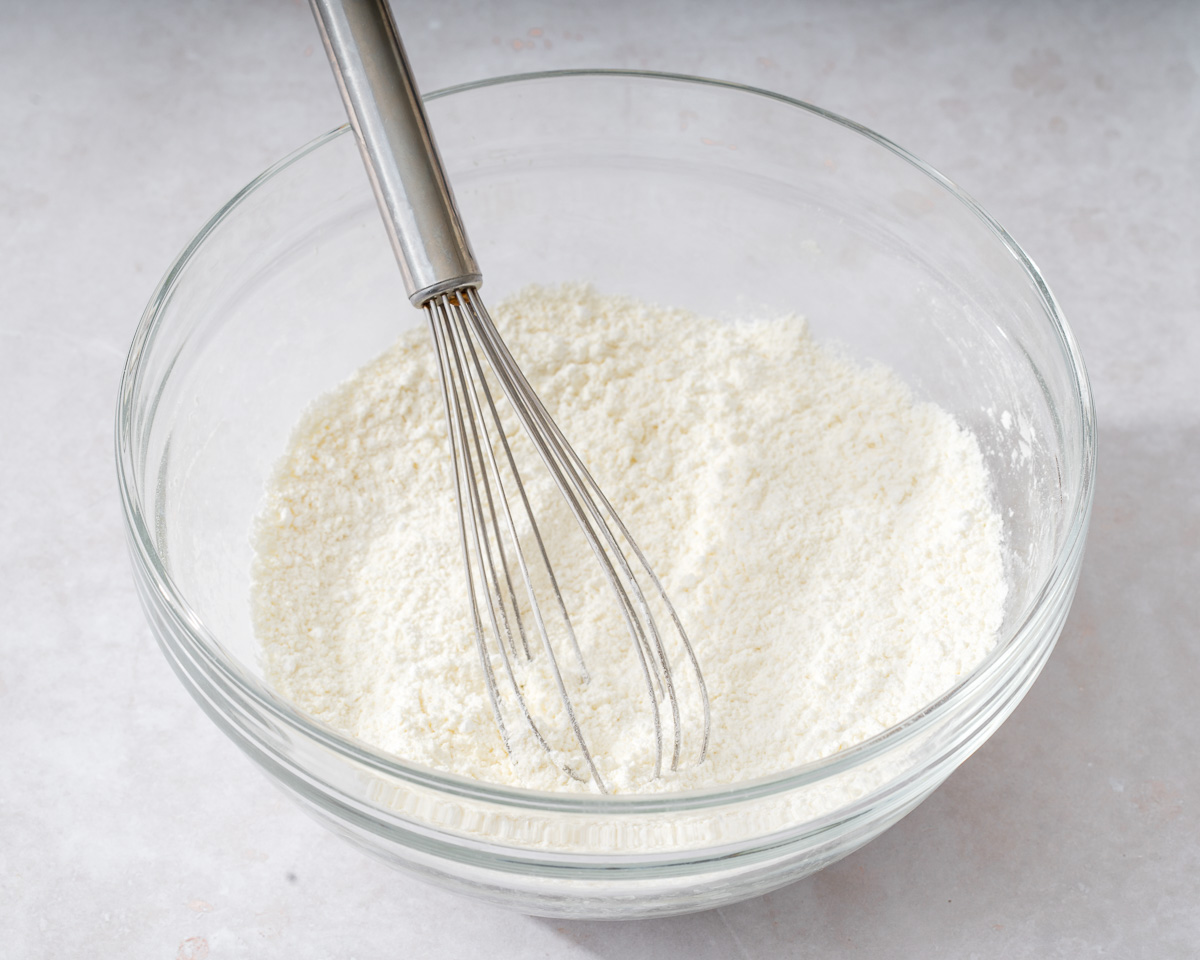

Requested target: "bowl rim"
[{"left": 116, "top": 68, "right": 1097, "bottom": 815}]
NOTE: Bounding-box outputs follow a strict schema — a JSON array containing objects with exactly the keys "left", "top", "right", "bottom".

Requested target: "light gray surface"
[{"left": 2, "top": 0, "right": 1197, "bottom": 956}]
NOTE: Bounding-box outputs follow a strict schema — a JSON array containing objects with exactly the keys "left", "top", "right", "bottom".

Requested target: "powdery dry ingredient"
[{"left": 252, "top": 284, "right": 1007, "bottom": 794}]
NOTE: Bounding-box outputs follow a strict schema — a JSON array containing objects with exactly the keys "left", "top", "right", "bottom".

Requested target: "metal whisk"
[{"left": 310, "top": 0, "right": 709, "bottom": 792}]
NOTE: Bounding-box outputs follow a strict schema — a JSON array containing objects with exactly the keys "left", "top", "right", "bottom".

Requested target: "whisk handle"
[{"left": 310, "top": 0, "right": 481, "bottom": 306}]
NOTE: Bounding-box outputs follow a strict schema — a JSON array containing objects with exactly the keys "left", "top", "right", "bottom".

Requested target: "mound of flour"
[{"left": 251, "top": 284, "right": 1006, "bottom": 793}]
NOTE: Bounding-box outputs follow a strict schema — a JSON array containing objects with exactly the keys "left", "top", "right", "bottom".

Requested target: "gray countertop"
[{"left": 3, "top": 1, "right": 1197, "bottom": 956}]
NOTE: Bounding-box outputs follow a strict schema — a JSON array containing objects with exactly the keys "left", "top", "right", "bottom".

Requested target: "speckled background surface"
[{"left": 3, "top": 1, "right": 1197, "bottom": 956}]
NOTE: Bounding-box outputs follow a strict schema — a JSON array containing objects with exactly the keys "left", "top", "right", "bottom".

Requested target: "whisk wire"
[
  {"left": 486, "top": 328, "right": 680, "bottom": 770},
  {"left": 453, "top": 291, "right": 668, "bottom": 776},
  {"left": 431, "top": 294, "right": 608, "bottom": 789},
  {"left": 451, "top": 294, "right": 586, "bottom": 680},
  {"left": 521, "top": 371, "right": 713, "bottom": 767},
  {"left": 428, "top": 286, "right": 713, "bottom": 790},
  {"left": 426, "top": 301, "right": 511, "bottom": 755},
  {"left": 433, "top": 304, "right": 543, "bottom": 707},
  {"left": 431, "top": 299, "right": 580, "bottom": 772},
  {"left": 464, "top": 287, "right": 712, "bottom": 769},
  {"left": 448, "top": 309, "right": 530, "bottom": 664}
]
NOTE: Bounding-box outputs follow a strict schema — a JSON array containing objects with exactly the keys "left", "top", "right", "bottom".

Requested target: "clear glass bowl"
[{"left": 116, "top": 71, "right": 1095, "bottom": 919}]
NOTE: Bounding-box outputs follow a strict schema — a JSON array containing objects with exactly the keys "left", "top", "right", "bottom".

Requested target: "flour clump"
[{"left": 251, "top": 284, "right": 1007, "bottom": 793}]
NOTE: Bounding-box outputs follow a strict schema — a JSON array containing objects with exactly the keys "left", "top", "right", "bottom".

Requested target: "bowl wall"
[{"left": 118, "top": 72, "right": 1093, "bottom": 918}]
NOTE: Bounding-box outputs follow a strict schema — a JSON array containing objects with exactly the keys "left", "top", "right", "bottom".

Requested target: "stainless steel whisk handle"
[{"left": 309, "top": 0, "right": 481, "bottom": 306}]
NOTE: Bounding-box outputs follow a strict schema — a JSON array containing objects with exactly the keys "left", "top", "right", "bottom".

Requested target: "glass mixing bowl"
[{"left": 116, "top": 71, "right": 1094, "bottom": 919}]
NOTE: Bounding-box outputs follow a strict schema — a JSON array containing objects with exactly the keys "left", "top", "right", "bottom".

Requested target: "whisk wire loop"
[
  {"left": 429, "top": 297, "right": 582, "bottom": 773},
  {"left": 453, "top": 295, "right": 665, "bottom": 775},
  {"left": 426, "top": 302, "right": 511, "bottom": 753},
  {"left": 429, "top": 294, "right": 607, "bottom": 789},
  {"left": 464, "top": 289, "right": 710, "bottom": 768},
  {"left": 424, "top": 289, "right": 710, "bottom": 791}
]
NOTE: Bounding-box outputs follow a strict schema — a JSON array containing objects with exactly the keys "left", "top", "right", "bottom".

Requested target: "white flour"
[{"left": 251, "top": 284, "right": 1007, "bottom": 794}]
